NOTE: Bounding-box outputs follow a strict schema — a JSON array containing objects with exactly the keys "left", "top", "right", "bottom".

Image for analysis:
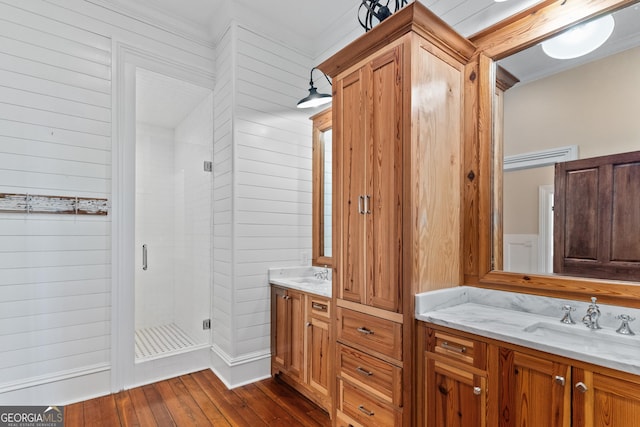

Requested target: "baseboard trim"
[{"left": 209, "top": 345, "right": 271, "bottom": 389}]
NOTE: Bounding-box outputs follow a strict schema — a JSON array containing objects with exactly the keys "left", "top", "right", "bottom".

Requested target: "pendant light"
[{"left": 297, "top": 67, "right": 332, "bottom": 109}]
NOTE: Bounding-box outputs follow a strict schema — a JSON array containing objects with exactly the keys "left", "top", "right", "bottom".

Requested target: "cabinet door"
[
  {"left": 573, "top": 368, "right": 640, "bottom": 427},
  {"left": 272, "top": 287, "right": 288, "bottom": 369},
  {"left": 501, "top": 350, "right": 571, "bottom": 427},
  {"left": 337, "top": 68, "right": 366, "bottom": 305},
  {"left": 336, "top": 45, "right": 403, "bottom": 312},
  {"left": 427, "top": 358, "right": 486, "bottom": 427},
  {"left": 307, "top": 316, "right": 330, "bottom": 397},
  {"left": 366, "top": 46, "right": 403, "bottom": 313},
  {"left": 288, "top": 290, "right": 304, "bottom": 381}
]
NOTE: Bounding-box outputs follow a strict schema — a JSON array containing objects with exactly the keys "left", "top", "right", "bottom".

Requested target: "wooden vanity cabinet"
[
  {"left": 319, "top": 3, "right": 475, "bottom": 425},
  {"left": 271, "top": 286, "right": 332, "bottom": 413},
  {"left": 419, "top": 322, "right": 640, "bottom": 427}
]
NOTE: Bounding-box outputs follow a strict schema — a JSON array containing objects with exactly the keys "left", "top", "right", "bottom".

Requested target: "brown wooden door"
[
  {"left": 501, "top": 350, "right": 571, "bottom": 427},
  {"left": 338, "top": 68, "right": 366, "bottom": 305},
  {"left": 554, "top": 150, "right": 640, "bottom": 280},
  {"left": 427, "top": 358, "right": 486, "bottom": 427},
  {"left": 366, "top": 46, "right": 403, "bottom": 313},
  {"left": 307, "top": 316, "right": 330, "bottom": 397},
  {"left": 573, "top": 368, "right": 640, "bottom": 427}
]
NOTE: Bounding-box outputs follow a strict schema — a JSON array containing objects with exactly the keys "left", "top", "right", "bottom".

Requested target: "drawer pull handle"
[
  {"left": 358, "top": 405, "right": 375, "bottom": 417},
  {"left": 312, "top": 302, "right": 327, "bottom": 311},
  {"left": 355, "top": 367, "right": 373, "bottom": 377},
  {"left": 357, "top": 327, "right": 374, "bottom": 335},
  {"left": 441, "top": 341, "right": 466, "bottom": 353}
]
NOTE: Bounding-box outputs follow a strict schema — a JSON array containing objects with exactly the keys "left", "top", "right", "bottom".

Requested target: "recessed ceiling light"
[{"left": 541, "top": 14, "right": 615, "bottom": 59}]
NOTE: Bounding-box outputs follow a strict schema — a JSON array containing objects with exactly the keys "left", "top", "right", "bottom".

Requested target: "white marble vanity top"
[
  {"left": 416, "top": 286, "right": 640, "bottom": 375},
  {"left": 268, "top": 266, "right": 332, "bottom": 298}
]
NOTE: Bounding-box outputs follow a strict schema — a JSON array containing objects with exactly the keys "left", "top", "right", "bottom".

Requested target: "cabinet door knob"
[
  {"left": 554, "top": 376, "right": 566, "bottom": 386},
  {"left": 306, "top": 321, "right": 311, "bottom": 327},
  {"left": 575, "top": 382, "right": 588, "bottom": 393},
  {"left": 473, "top": 386, "right": 482, "bottom": 396},
  {"left": 356, "top": 327, "right": 374, "bottom": 335}
]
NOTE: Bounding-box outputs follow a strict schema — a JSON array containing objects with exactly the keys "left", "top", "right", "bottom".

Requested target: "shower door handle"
[{"left": 142, "top": 244, "right": 148, "bottom": 270}]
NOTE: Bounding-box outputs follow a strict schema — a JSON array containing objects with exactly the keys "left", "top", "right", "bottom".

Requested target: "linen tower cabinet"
[{"left": 318, "top": 2, "right": 475, "bottom": 425}]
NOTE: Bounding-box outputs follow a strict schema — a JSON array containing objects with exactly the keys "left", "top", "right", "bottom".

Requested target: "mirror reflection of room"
[{"left": 498, "top": 4, "right": 640, "bottom": 277}]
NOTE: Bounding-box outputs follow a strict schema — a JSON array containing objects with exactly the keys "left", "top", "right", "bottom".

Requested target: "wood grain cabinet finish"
[
  {"left": 319, "top": 3, "right": 474, "bottom": 425},
  {"left": 271, "top": 286, "right": 332, "bottom": 413},
  {"left": 419, "top": 323, "right": 640, "bottom": 427},
  {"left": 554, "top": 150, "right": 640, "bottom": 281}
]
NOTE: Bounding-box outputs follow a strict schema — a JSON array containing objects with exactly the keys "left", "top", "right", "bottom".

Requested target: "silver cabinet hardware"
[
  {"left": 306, "top": 321, "right": 312, "bottom": 327},
  {"left": 358, "top": 195, "right": 365, "bottom": 214},
  {"left": 575, "top": 382, "right": 588, "bottom": 393},
  {"left": 358, "top": 405, "right": 374, "bottom": 416},
  {"left": 312, "top": 302, "right": 327, "bottom": 312},
  {"left": 142, "top": 244, "right": 148, "bottom": 270},
  {"left": 554, "top": 376, "right": 566, "bottom": 386},
  {"left": 616, "top": 314, "right": 636, "bottom": 335},
  {"left": 364, "top": 195, "right": 371, "bottom": 214},
  {"left": 356, "top": 367, "right": 373, "bottom": 377},
  {"left": 356, "top": 327, "right": 374, "bottom": 335},
  {"left": 282, "top": 295, "right": 291, "bottom": 300},
  {"left": 473, "top": 386, "right": 482, "bottom": 395},
  {"left": 441, "top": 341, "right": 466, "bottom": 353},
  {"left": 560, "top": 305, "right": 576, "bottom": 324}
]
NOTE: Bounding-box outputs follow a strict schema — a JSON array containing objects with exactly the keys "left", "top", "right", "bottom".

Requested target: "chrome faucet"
[
  {"left": 314, "top": 266, "right": 330, "bottom": 281},
  {"left": 582, "top": 297, "right": 602, "bottom": 330}
]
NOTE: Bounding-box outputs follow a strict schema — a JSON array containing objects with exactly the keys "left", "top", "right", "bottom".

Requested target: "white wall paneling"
[{"left": 0, "top": 0, "right": 214, "bottom": 403}]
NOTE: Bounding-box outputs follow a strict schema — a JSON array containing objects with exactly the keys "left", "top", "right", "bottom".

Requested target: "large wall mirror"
[
  {"left": 311, "top": 108, "right": 332, "bottom": 267},
  {"left": 471, "top": 0, "right": 640, "bottom": 305}
]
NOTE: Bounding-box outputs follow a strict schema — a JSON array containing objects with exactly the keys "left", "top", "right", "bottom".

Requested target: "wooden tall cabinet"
[{"left": 319, "top": 3, "right": 475, "bottom": 425}]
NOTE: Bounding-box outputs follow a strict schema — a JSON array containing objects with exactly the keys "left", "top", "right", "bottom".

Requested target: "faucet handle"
[
  {"left": 616, "top": 314, "right": 636, "bottom": 335},
  {"left": 560, "top": 305, "right": 576, "bottom": 324}
]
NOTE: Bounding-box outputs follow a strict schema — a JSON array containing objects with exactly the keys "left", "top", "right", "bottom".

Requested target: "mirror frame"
[
  {"left": 468, "top": 0, "right": 640, "bottom": 307},
  {"left": 311, "top": 107, "right": 333, "bottom": 267}
]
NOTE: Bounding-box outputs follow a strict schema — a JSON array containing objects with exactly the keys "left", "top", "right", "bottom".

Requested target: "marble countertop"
[
  {"left": 268, "top": 266, "right": 332, "bottom": 298},
  {"left": 416, "top": 286, "right": 640, "bottom": 375}
]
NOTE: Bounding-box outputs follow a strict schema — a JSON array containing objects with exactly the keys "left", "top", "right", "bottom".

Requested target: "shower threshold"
[{"left": 135, "top": 323, "right": 204, "bottom": 362}]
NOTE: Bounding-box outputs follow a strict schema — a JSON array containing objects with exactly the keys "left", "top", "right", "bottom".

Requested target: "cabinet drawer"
[
  {"left": 432, "top": 330, "right": 486, "bottom": 368},
  {"left": 338, "top": 344, "right": 402, "bottom": 406},
  {"left": 308, "top": 296, "right": 330, "bottom": 319},
  {"left": 339, "top": 379, "right": 402, "bottom": 427},
  {"left": 337, "top": 307, "right": 402, "bottom": 361}
]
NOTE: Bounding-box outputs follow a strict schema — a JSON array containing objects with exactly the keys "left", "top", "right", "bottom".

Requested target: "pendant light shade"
[{"left": 297, "top": 67, "right": 332, "bottom": 109}]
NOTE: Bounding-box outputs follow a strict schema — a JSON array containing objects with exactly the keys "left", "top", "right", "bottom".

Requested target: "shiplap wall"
[
  {"left": 210, "top": 23, "right": 316, "bottom": 385},
  {"left": 0, "top": 0, "right": 112, "bottom": 397},
  {"left": 0, "top": 0, "right": 213, "bottom": 403}
]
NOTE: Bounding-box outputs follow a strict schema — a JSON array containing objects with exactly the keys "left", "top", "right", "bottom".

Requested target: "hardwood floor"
[{"left": 64, "top": 370, "right": 331, "bottom": 426}]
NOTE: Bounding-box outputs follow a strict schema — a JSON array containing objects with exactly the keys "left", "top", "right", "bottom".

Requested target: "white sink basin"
[
  {"left": 289, "top": 277, "right": 330, "bottom": 286},
  {"left": 523, "top": 321, "right": 640, "bottom": 353}
]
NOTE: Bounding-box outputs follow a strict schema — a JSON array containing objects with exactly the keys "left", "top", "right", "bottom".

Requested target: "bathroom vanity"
[
  {"left": 416, "top": 287, "right": 640, "bottom": 427},
  {"left": 269, "top": 267, "right": 332, "bottom": 413}
]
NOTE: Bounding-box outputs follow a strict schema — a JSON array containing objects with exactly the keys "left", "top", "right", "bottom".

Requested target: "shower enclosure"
[{"left": 133, "top": 68, "right": 213, "bottom": 362}]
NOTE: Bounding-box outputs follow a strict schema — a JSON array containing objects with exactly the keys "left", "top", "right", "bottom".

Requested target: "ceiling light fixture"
[
  {"left": 297, "top": 67, "right": 332, "bottom": 109},
  {"left": 541, "top": 14, "right": 615, "bottom": 59}
]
